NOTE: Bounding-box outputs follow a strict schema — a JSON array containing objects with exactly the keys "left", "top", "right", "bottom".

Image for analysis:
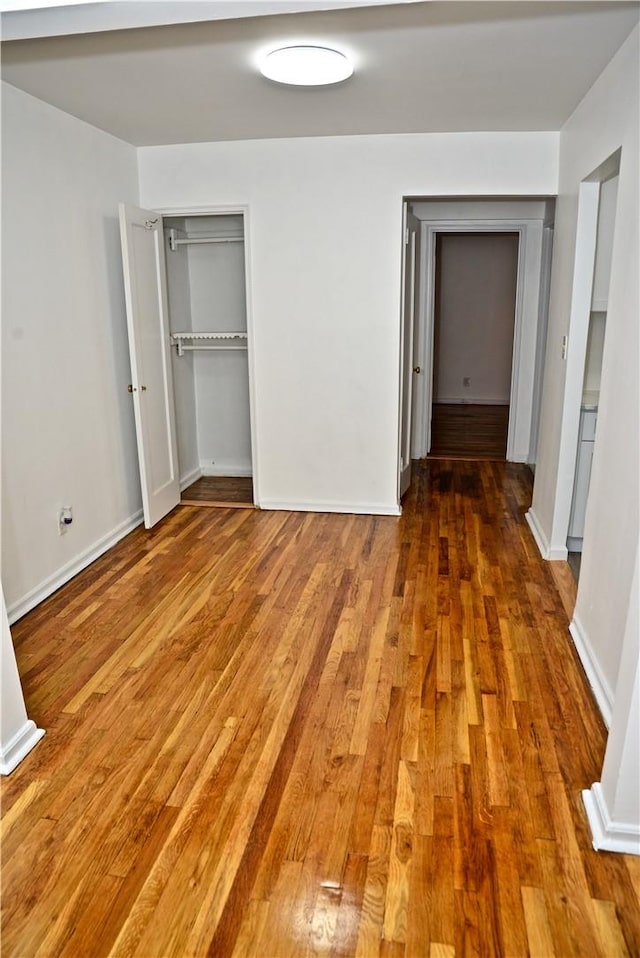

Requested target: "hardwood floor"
[
  {"left": 429, "top": 404, "right": 509, "bottom": 460},
  {"left": 2, "top": 460, "right": 639, "bottom": 957},
  {"left": 181, "top": 476, "right": 254, "bottom": 509}
]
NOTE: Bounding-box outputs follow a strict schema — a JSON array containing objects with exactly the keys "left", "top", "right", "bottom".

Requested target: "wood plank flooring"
[
  {"left": 429, "top": 404, "right": 509, "bottom": 460},
  {"left": 181, "top": 476, "right": 254, "bottom": 509},
  {"left": 2, "top": 460, "right": 639, "bottom": 957}
]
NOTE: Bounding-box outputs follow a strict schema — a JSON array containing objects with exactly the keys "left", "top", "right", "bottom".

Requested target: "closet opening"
[
  {"left": 119, "top": 203, "right": 257, "bottom": 529},
  {"left": 163, "top": 213, "right": 254, "bottom": 510}
]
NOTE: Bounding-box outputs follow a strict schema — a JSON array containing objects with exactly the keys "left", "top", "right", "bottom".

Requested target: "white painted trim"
[
  {"left": 525, "top": 507, "right": 568, "bottom": 559},
  {"left": 582, "top": 784, "right": 640, "bottom": 855},
  {"left": 396, "top": 201, "right": 409, "bottom": 505},
  {"left": 259, "top": 499, "right": 401, "bottom": 517},
  {"left": 528, "top": 224, "right": 554, "bottom": 464},
  {"left": 569, "top": 614, "right": 614, "bottom": 728},
  {"left": 548, "top": 182, "right": 600, "bottom": 555},
  {"left": 180, "top": 466, "right": 202, "bottom": 491},
  {"left": 7, "top": 511, "right": 144, "bottom": 625},
  {"left": 0, "top": 720, "right": 45, "bottom": 776},
  {"left": 152, "top": 203, "right": 260, "bottom": 509},
  {"left": 200, "top": 462, "right": 252, "bottom": 478}
]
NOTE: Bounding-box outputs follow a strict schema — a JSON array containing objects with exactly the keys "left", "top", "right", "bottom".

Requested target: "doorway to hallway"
[{"left": 428, "top": 231, "right": 519, "bottom": 460}]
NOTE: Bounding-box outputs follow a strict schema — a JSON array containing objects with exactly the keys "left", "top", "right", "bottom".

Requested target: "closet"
[
  {"left": 163, "top": 214, "right": 253, "bottom": 507},
  {"left": 119, "top": 205, "right": 255, "bottom": 528}
]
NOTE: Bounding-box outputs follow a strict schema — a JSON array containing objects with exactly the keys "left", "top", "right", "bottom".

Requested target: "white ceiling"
[
  {"left": 0, "top": 1, "right": 399, "bottom": 41},
  {"left": 2, "top": 1, "right": 638, "bottom": 146}
]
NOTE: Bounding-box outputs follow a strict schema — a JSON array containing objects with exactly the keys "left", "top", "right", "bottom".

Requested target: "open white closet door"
[
  {"left": 119, "top": 204, "right": 180, "bottom": 528},
  {"left": 398, "top": 204, "right": 418, "bottom": 500}
]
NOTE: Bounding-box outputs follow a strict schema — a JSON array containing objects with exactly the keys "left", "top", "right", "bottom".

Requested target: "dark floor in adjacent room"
[
  {"left": 429, "top": 402, "right": 509, "bottom": 460},
  {"left": 181, "top": 475, "right": 254, "bottom": 509}
]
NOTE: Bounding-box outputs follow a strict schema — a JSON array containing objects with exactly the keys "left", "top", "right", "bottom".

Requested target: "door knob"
[
  {"left": 413, "top": 366, "right": 421, "bottom": 374},
  {"left": 127, "top": 384, "right": 136, "bottom": 393},
  {"left": 140, "top": 385, "right": 147, "bottom": 391}
]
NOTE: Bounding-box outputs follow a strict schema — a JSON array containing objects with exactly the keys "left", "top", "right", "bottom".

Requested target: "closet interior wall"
[{"left": 164, "top": 214, "right": 252, "bottom": 488}]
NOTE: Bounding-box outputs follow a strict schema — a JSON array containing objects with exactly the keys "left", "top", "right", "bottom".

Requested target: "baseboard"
[
  {"left": 200, "top": 462, "right": 253, "bottom": 478},
  {"left": 259, "top": 499, "right": 401, "bottom": 517},
  {"left": 180, "top": 466, "right": 202, "bottom": 491},
  {"left": 0, "top": 720, "right": 45, "bottom": 776},
  {"left": 569, "top": 615, "right": 614, "bottom": 728},
  {"left": 435, "top": 398, "right": 510, "bottom": 406},
  {"left": 582, "top": 784, "right": 640, "bottom": 855},
  {"left": 525, "top": 508, "right": 568, "bottom": 560},
  {"left": 7, "top": 510, "right": 144, "bottom": 625}
]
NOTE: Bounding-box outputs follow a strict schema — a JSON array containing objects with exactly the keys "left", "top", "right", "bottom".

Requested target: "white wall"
[
  {"left": 583, "top": 311, "right": 606, "bottom": 394},
  {"left": 412, "top": 199, "right": 550, "bottom": 221},
  {"left": 1, "top": 83, "right": 141, "bottom": 619},
  {"left": 530, "top": 28, "right": 639, "bottom": 703},
  {"left": 434, "top": 233, "right": 518, "bottom": 404},
  {"left": 139, "top": 132, "right": 558, "bottom": 512},
  {"left": 591, "top": 174, "right": 619, "bottom": 310}
]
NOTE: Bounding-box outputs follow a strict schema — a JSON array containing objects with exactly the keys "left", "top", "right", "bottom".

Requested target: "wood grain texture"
[
  {"left": 429, "top": 404, "right": 509, "bottom": 460},
  {"left": 2, "top": 460, "right": 638, "bottom": 957},
  {"left": 181, "top": 476, "right": 254, "bottom": 508}
]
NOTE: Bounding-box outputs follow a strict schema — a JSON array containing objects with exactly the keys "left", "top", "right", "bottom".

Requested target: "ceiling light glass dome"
[{"left": 260, "top": 45, "right": 354, "bottom": 86}]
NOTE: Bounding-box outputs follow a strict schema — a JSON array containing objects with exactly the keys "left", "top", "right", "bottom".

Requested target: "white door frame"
[
  {"left": 152, "top": 204, "right": 260, "bottom": 507},
  {"left": 545, "top": 182, "right": 601, "bottom": 557},
  {"left": 398, "top": 222, "right": 417, "bottom": 500},
  {"left": 412, "top": 218, "right": 544, "bottom": 463}
]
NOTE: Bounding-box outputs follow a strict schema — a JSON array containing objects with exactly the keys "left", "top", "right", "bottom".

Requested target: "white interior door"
[
  {"left": 399, "top": 209, "right": 417, "bottom": 499},
  {"left": 119, "top": 204, "right": 180, "bottom": 528}
]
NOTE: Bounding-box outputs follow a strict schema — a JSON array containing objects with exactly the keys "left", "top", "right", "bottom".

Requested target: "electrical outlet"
[
  {"left": 59, "top": 506, "right": 73, "bottom": 535},
  {"left": 463, "top": 377, "right": 471, "bottom": 387}
]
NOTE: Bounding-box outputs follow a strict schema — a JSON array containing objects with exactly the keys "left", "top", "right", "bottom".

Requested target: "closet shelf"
[
  {"left": 171, "top": 331, "right": 248, "bottom": 357},
  {"left": 168, "top": 229, "right": 243, "bottom": 252}
]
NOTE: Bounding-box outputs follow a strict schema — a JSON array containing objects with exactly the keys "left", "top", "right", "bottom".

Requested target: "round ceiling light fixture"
[{"left": 260, "top": 45, "right": 354, "bottom": 86}]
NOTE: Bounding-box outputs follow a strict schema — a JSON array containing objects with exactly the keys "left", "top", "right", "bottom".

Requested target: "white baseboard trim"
[
  {"left": 569, "top": 615, "right": 614, "bottom": 728},
  {"left": 0, "top": 720, "right": 45, "bottom": 776},
  {"left": 582, "top": 784, "right": 640, "bottom": 855},
  {"left": 525, "top": 508, "right": 568, "bottom": 560},
  {"left": 7, "top": 510, "right": 144, "bottom": 625},
  {"left": 526, "top": 508, "right": 549, "bottom": 558},
  {"left": 180, "top": 466, "right": 202, "bottom": 491},
  {"left": 259, "top": 499, "right": 401, "bottom": 517},
  {"left": 200, "top": 462, "right": 253, "bottom": 478}
]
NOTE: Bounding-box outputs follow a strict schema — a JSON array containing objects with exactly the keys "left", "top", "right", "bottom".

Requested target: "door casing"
[{"left": 123, "top": 203, "right": 259, "bottom": 517}]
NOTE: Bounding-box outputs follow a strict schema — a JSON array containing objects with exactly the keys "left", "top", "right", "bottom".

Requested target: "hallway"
[{"left": 2, "top": 460, "right": 638, "bottom": 956}]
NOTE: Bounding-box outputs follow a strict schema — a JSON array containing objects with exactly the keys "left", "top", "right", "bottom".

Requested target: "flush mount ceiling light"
[{"left": 260, "top": 45, "right": 354, "bottom": 86}]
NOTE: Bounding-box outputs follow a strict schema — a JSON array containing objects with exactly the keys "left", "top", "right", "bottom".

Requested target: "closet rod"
[
  {"left": 176, "top": 344, "right": 248, "bottom": 354},
  {"left": 168, "top": 231, "right": 243, "bottom": 251}
]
